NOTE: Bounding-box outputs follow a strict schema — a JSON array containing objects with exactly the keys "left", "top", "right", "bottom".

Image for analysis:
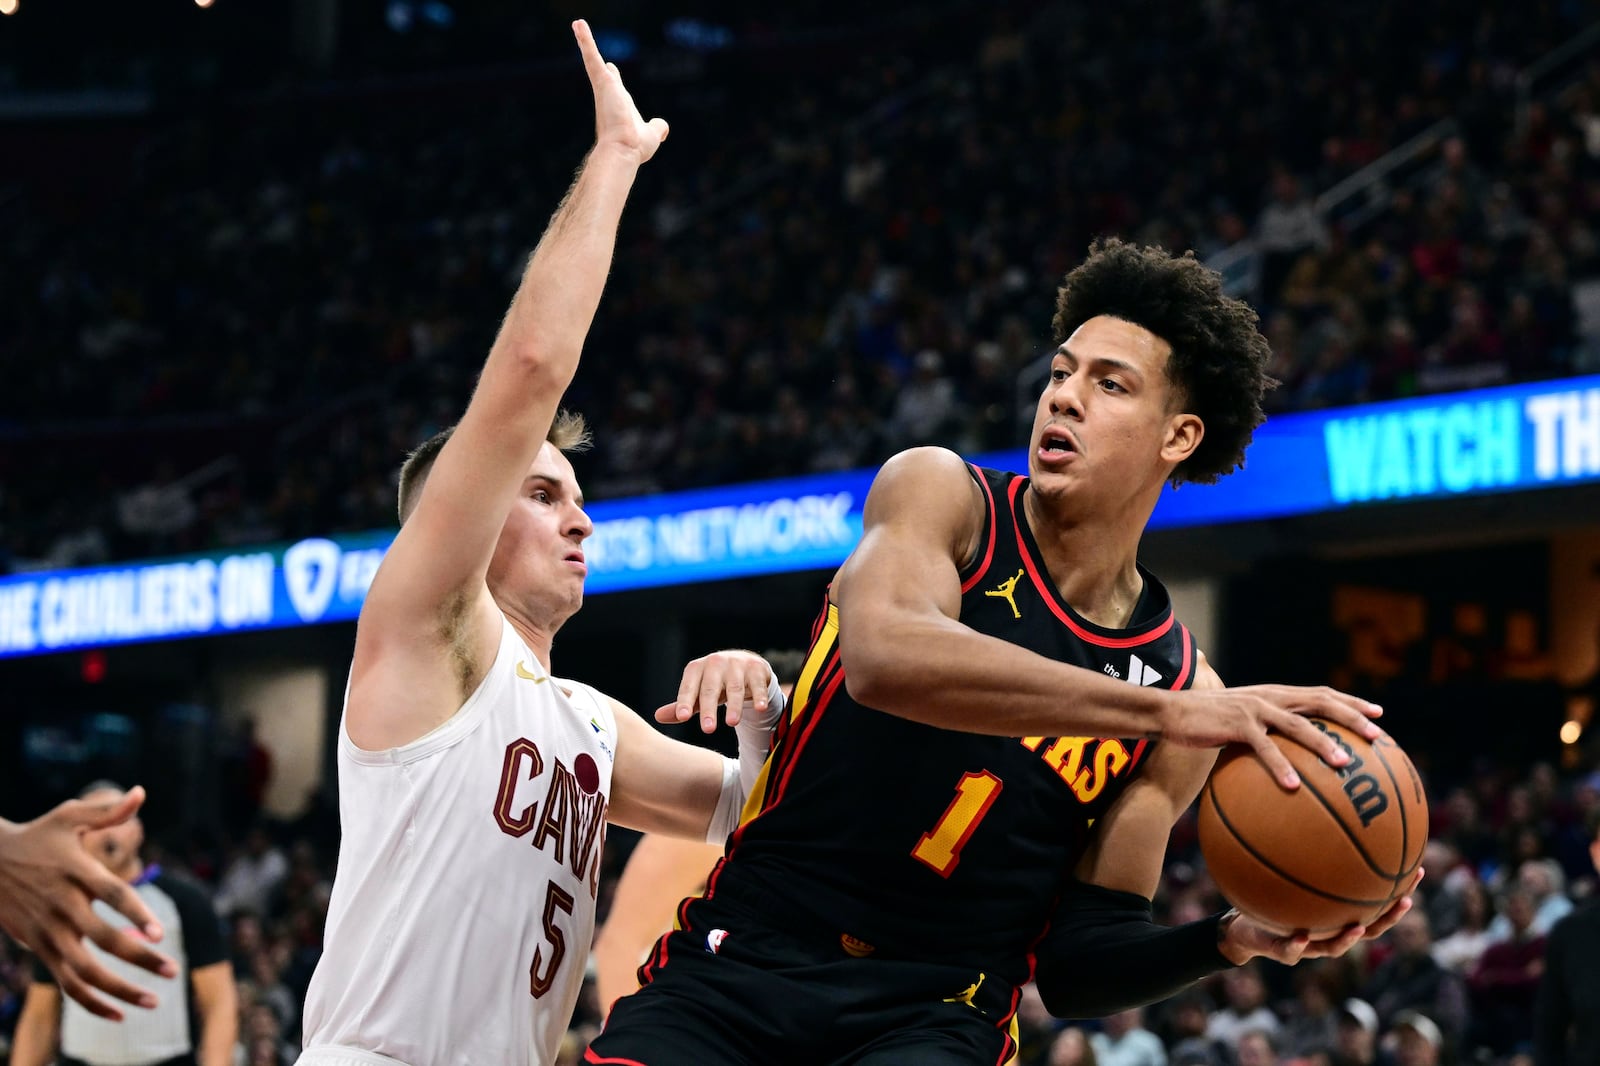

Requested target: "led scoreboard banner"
[{"left": 3, "top": 375, "right": 1600, "bottom": 658}]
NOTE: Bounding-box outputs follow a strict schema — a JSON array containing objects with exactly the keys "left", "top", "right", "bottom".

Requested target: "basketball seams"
[
  {"left": 1202, "top": 776, "right": 1393, "bottom": 909},
  {"left": 1367, "top": 737, "right": 1425, "bottom": 894},
  {"left": 1287, "top": 746, "right": 1402, "bottom": 881}
]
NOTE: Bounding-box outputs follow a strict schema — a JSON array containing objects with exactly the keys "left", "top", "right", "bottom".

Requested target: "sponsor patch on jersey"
[{"left": 589, "top": 718, "right": 615, "bottom": 762}]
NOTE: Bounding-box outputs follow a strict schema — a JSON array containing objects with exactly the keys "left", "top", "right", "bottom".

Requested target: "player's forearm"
[
  {"left": 841, "top": 612, "right": 1173, "bottom": 739},
  {"left": 1033, "top": 883, "right": 1232, "bottom": 1019},
  {"left": 7, "top": 1015, "right": 56, "bottom": 1066},
  {"left": 489, "top": 144, "right": 642, "bottom": 381},
  {"left": 196, "top": 1008, "right": 238, "bottom": 1066}
]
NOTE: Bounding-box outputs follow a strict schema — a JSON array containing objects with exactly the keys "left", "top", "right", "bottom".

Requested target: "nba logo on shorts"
[{"left": 705, "top": 929, "right": 728, "bottom": 954}]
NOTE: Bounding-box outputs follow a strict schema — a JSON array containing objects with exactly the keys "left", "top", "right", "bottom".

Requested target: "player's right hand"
[
  {"left": 0, "top": 786, "right": 178, "bottom": 1020},
  {"left": 1218, "top": 867, "right": 1424, "bottom": 966},
  {"left": 656, "top": 650, "right": 777, "bottom": 733},
  {"left": 573, "top": 19, "right": 669, "bottom": 164},
  {"left": 1163, "top": 684, "right": 1383, "bottom": 790}
]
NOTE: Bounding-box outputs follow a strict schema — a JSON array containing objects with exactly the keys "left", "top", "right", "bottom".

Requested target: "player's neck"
[
  {"left": 502, "top": 607, "right": 557, "bottom": 672},
  {"left": 1022, "top": 490, "right": 1149, "bottom": 629}
]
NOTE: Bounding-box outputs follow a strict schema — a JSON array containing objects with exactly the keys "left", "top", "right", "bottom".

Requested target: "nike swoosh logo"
[{"left": 515, "top": 661, "right": 548, "bottom": 684}]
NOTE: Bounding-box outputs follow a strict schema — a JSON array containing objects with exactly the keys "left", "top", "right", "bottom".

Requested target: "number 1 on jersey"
[{"left": 911, "top": 771, "right": 1003, "bottom": 877}]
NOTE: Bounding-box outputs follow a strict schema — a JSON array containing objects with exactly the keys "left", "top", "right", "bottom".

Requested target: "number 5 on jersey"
[
  {"left": 530, "top": 880, "right": 574, "bottom": 998},
  {"left": 911, "top": 771, "right": 1002, "bottom": 877}
]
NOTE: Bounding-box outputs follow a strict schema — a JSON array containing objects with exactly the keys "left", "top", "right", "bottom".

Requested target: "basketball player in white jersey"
[{"left": 296, "top": 23, "right": 781, "bottom": 1066}]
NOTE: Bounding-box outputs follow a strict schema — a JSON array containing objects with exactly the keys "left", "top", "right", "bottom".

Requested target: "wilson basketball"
[{"left": 1197, "top": 719, "right": 1427, "bottom": 935}]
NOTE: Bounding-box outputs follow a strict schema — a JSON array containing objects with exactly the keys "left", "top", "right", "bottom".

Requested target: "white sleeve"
[
  {"left": 704, "top": 671, "right": 786, "bottom": 843},
  {"left": 735, "top": 670, "right": 785, "bottom": 797}
]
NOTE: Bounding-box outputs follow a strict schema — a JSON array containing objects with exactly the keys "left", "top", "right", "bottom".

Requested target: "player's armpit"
[{"left": 605, "top": 698, "right": 731, "bottom": 839}]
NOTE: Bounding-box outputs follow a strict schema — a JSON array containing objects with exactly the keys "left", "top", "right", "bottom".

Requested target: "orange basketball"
[{"left": 1197, "top": 719, "right": 1427, "bottom": 936}]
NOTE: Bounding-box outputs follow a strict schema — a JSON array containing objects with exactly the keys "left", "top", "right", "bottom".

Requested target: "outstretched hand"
[
  {"left": 1166, "top": 683, "right": 1384, "bottom": 789},
  {"left": 1219, "top": 868, "right": 1425, "bottom": 967},
  {"left": 0, "top": 787, "right": 178, "bottom": 1020},
  {"left": 656, "top": 650, "right": 778, "bottom": 733},
  {"left": 573, "top": 19, "right": 669, "bottom": 163}
]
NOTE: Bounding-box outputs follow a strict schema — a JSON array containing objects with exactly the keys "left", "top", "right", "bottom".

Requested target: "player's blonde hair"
[{"left": 397, "top": 410, "right": 592, "bottom": 524}]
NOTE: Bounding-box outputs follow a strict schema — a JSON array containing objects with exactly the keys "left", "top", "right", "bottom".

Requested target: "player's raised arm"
[
  {"left": 834, "top": 448, "right": 1380, "bottom": 788},
  {"left": 349, "top": 21, "right": 668, "bottom": 749}
]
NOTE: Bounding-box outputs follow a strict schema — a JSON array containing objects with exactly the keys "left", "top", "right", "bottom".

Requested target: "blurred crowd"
[
  {"left": 1013, "top": 758, "right": 1600, "bottom": 1066},
  {"left": 3, "top": 1, "right": 1598, "bottom": 574},
  {"left": 1, "top": 753, "right": 1597, "bottom": 1064}
]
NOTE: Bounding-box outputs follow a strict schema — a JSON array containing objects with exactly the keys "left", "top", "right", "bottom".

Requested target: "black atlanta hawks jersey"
[{"left": 708, "top": 465, "right": 1198, "bottom": 988}]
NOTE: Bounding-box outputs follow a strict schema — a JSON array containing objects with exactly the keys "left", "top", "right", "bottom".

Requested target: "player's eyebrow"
[
  {"left": 524, "top": 474, "right": 585, "bottom": 508},
  {"left": 1055, "top": 344, "right": 1143, "bottom": 380}
]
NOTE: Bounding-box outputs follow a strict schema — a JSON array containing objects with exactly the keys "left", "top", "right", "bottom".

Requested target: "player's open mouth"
[
  {"left": 1036, "top": 427, "right": 1079, "bottom": 465},
  {"left": 564, "top": 551, "right": 587, "bottom": 572}
]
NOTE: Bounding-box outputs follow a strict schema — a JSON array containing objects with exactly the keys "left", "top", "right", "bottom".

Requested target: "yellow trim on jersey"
[
  {"left": 789, "top": 604, "right": 838, "bottom": 724},
  {"left": 736, "top": 605, "right": 839, "bottom": 827},
  {"left": 738, "top": 754, "right": 775, "bottom": 826}
]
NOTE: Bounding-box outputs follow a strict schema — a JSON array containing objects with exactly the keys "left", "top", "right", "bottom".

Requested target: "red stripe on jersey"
[
  {"left": 727, "top": 665, "right": 846, "bottom": 855},
  {"left": 585, "top": 1050, "right": 651, "bottom": 1066},
  {"left": 992, "top": 996, "right": 1021, "bottom": 1066},
  {"left": 1007, "top": 479, "right": 1176, "bottom": 648},
  {"left": 959, "top": 464, "right": 999, "bottom": 593},
  {"left": 702, "top": 856, "right": 728, "bottom": 900},
  {"left": 770, "top": 648, "right": 839, "bottom": 792},
  {"left": 769, "top": 668, "right": 846, "bottom": 806},
  {"left": 810, "top": 591, "right": 830, "bottom": 645},
  {"left": 1169, "top": 624, "right": 1194, "bottom": 690},
  {"left": 637, "top": 928, "right": 669, "bottom": 986}
]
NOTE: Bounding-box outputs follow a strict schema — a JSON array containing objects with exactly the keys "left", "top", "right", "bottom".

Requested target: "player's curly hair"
[{"left": 1051, "top": 238, "right": 1274, "bottom": 485}]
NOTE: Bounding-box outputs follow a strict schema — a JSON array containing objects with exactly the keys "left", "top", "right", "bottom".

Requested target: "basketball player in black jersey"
[{"left": 587, "top": 240, "right": 1419, "bottom": 1066}]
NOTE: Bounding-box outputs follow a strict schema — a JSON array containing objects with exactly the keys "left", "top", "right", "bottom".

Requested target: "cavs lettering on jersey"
[
  {"left": 300, "top": 616, "right": 613, "bottom": 1066},
  {"left": 716, "top": 465, "right": 1196, "bottom": 990}
]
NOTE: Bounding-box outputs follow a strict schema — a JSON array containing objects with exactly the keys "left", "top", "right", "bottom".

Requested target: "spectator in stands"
[
  {"left": 1208, "top": 963, "right": 1282, "bottom": 1053},
  {"left": 1281, "top": 962, "right": 1343, "bottom": 1059},
  {"left": 1431, "top": 879, "right": 1495, "bottom": 976},
  {"left": 1361, "top": 908, "right": 1469, "bottom": 1044},
  {"left": 888, "top": 349, "right": 963, "bottom": 449},
  {"left": 1535, "top": 808, "right": 1600, "bottom": 1066},
  {"left": 1256, "top": 171, "right": 1329, "bottom": 305},
  {"left": 9, "top": 782, "right": 237, "bottom": 1066},
  {"left": 1048, "top": 1026, "right": 1099, "bottom": 1066},
  {"left": 1164, "top": 990, "right": 1228, "bottom": 1066},
  {"left": 1389, "top": 1011, "right": 1444, "bottom": 1066},
  {"left": 1469, "top": 886, "right": 1548, "bottom": 1054},
  {"left": 242, "top": 1001, "right": 295, "bottom": 1066},
  {"left": 212, "top": 827, "right": 287, "bottom": 920},
  {"left": 1333, "top": 999, "right": 1393, "bottom": 1066},
  {"left": 1237, "top": 1028, "right": 1283, "bottom": 1066},
  {"left": 1485, "top": 860, "right": 1573, "bottom": 939},
  {"left": 1091, "top": 1006, "right": 1167, "bottom": 1066}
]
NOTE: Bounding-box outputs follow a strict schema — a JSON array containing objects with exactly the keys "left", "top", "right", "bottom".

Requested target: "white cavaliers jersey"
[{"left": 299, "top": 615, "right": 616, "bottom": 1066}]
